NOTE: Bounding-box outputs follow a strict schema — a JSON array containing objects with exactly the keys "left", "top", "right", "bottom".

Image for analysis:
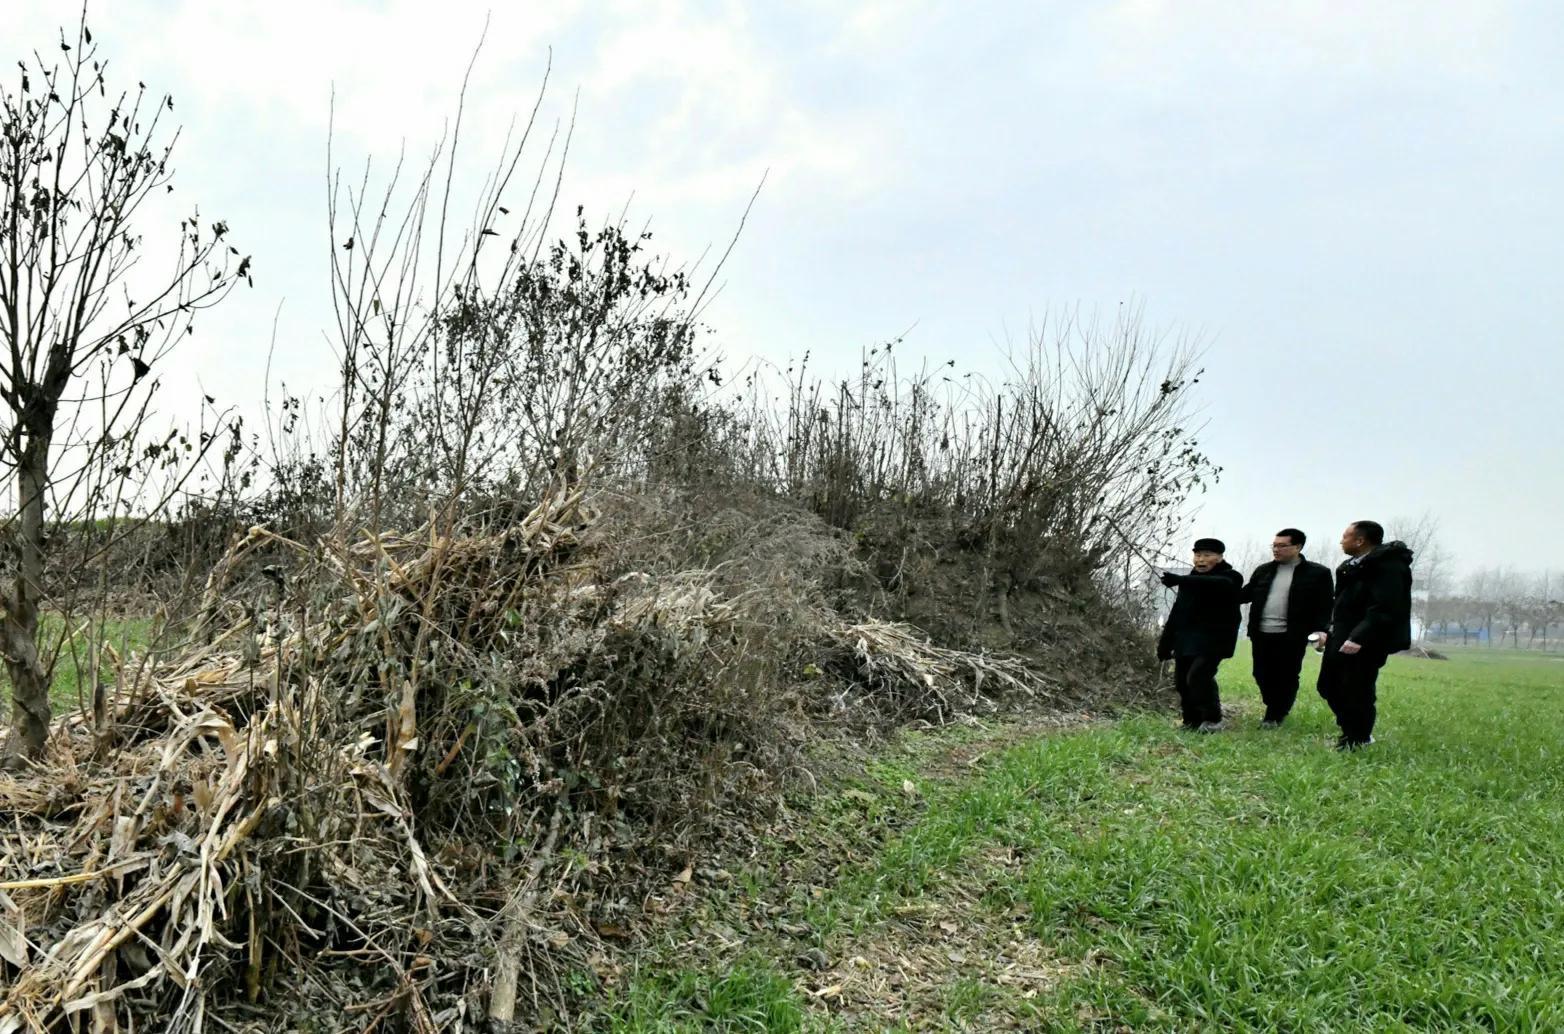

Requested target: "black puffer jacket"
[
  {"left": 1330, "top": 541, "right": 1414, "bottom": 653},
  {"left": 1157, "top": 562, "right": 1244, "bottom": 660},
  {"left": 1241, "top": 557, "right": 1334, "bottom": 639}
]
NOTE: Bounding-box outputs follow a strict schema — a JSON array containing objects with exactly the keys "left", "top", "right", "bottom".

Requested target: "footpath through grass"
[{"left": 593, "top": 647, "right": 1564, "bottom": 1031}]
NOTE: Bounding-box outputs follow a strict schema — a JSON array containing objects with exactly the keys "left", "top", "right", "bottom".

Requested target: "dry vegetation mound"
[
  {"left": 1, "top": 32, "right": 1211, "bottom": 1027},
  {"left": 0, "top": 480, "right": 1144, "bottom": 1031}
]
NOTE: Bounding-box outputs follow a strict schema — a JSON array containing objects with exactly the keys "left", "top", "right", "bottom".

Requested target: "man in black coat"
[
  {"left": 1240, "top": 528, "right": 1334, "bottom": 727},
  {"left": 1158, "top": 537, "right": 1244, "bottom": 731},
  {"left": 1315, "top": 520, "right": 1414, "bottom": 750}
]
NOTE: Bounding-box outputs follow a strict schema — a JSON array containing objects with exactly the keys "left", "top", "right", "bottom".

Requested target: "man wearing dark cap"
[
  {"left": 1240, "top": 528, "right": 1334, "bottom": 727},
  {"left": 1158, "top": 537, "right": 1244, "bottom": 731},
  {"left": 1315, "top": 520, "right": 1414, "bottom": 750}
]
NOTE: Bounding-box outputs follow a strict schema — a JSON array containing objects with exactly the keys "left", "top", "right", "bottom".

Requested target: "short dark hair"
[
  {"left": 1352, "top": 520, "right": 1384, "bottom": 546},
  {"left": 1276, "top": 528, "right": 1306, "bottom": 546}
]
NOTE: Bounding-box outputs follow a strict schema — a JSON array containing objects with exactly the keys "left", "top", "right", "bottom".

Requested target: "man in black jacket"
[
  {"left": 1315, "top": 520, "right": 1414, "bottom": 750},
  {"left": 1240, "top": 528, "right": 1334, "bottom": 727},
  {"left": 1158, "top": 537, "right": 1244, "bottom": 731}
]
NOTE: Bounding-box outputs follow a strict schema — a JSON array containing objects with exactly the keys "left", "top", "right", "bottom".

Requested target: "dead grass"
[
  {"left": 583, "top": 715, "right": 1104, "bottom": 1032},
  {"left": 0, "top": 483, "right": 1125, "bottom": 1031},
  {"left": 801, "top": 871, "right": 1080, "bottom": 1031}
]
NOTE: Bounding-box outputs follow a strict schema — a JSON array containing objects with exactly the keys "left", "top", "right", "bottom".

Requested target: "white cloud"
[
  {"left": 1087, "top": 0, "right": 1513, "bottom": 89},
  {"left": 571, "top": 1, "right": 887, "bottom": 207}
]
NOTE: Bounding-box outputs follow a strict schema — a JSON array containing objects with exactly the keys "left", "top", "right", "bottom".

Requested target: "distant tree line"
[{"left": 1422, "top": 569, "right": 1564, "bottom": 650}]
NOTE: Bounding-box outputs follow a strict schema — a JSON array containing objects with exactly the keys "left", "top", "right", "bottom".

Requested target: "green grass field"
[
  {"left": 593, "top": 646, "right": 1564, "bottom": 1032},
  {"left": 0, "top": 613, "right": 155, "bottom": 717}
]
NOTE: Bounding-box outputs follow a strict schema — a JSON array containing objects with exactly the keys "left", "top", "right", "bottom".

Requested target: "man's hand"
[
  {"left": 1310, "top": 632, "right": 1328, "bottom": 653},
  {"left": 1160, "top": 571, "right": 1181, "bottom": 588},
  {"left": 1339, "top": 640, "right": 1362, "bottom": 655}
]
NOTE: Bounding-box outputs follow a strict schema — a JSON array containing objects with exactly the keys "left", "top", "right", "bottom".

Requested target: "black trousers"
[
  {"left": 1316, "top": 643, "right": 1388, "bottom": 743},
  {"left": 1251, "top": 633, "right": 1309, "bottom": 722},
  {"left": 1173, "top": 654, "right": 1223, "bottom": 727}
]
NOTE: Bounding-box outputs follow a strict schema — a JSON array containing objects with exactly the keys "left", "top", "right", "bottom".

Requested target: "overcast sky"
[{"left": 12, "top": 1, "right": 1563, "bottom": 576}]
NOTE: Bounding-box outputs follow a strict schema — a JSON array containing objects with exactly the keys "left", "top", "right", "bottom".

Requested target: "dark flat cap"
[{"left": 1193, "top": 537, "right": 1226, "bottom": 554}]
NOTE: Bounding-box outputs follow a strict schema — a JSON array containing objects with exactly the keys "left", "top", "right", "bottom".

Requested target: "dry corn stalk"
[{"left": 0, "top": 491, "right": 594, "bottom": 1032}]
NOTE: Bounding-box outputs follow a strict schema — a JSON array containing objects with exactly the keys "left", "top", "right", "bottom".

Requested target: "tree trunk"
[{"left": 4, "top": 437, "right": 51, "bottom": 759}]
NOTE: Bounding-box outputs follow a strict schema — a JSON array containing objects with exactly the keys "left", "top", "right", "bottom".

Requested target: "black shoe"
[
  {"left": 1335, "top": 735, "right": 1375, "bottom": 751},
  {"left": 1260, "top": 719, "right": 1283, "bottom": 729}
]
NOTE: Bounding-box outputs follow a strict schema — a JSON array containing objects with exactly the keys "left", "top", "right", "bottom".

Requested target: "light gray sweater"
[{"left": 1258, "top": 557, "right": 1300, "bottom": 633}]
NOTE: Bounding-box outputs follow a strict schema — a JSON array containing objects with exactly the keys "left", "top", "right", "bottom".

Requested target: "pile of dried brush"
[{"left": 0, "top": 487, "right": 1058, "bottom": 1031}]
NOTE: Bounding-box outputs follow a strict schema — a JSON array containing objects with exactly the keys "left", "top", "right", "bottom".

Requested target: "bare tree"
[
  {"left": 1389, "top": 511, "right": 1447, "bottom": 641},
  {"left": 1226, "top": 536, "right": 1270, "bottom": 579},
  {"left": 1, "top": 15, "right": 248, "bottom": 759},
  {"left": 1461, "top": 568, "right": 1505, "bottom": 646},
  {"left": 1536, "top": 570, "right": 1563, "bottom": 650},
  {"left": 1522, "top": 571, "right": 1555, "bottom": 649},
  {"left": 1494, "top": 568, "right": 1531, "bottom": 649}
]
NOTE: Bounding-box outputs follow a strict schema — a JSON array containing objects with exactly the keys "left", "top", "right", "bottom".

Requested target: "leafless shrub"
[
  {"left": 0, "top": 13, "right": 251, "bottom": 761},
  {"left": 721, "top": 309, "right": 1216, "bottom": 636}
]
